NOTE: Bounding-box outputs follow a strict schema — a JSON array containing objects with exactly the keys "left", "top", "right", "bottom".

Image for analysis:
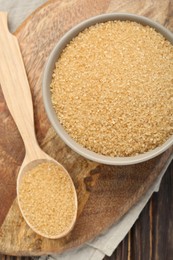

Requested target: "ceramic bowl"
[{"left": 42, "top": 13, "right": 173, "bottom": 165}]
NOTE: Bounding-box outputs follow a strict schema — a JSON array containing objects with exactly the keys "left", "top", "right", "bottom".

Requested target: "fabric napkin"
[{"left": 0, "top": 1, "right": 172, "bottom": 259}]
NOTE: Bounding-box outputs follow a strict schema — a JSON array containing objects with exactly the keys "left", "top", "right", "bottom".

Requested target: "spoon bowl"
[
  {"left": 0, "top": 12, "right": 77, "bottom": 239},
  {"left": 17, "top": 157, "right": 77, "bottom": 239}
]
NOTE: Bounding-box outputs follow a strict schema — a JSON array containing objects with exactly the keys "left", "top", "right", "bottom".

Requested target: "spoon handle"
[{"left": 0, "top": 12, "right": 40, "bottom": 158}]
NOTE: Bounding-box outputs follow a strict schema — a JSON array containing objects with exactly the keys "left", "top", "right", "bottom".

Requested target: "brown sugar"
[
  {"left": 51, "top": 21, "right": 173, "bottom": 157},
  {"left": 18, "top": 162, "right": 76, "bottom": 237}
]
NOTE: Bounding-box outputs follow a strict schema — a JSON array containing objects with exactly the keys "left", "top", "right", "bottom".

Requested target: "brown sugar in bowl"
[{"left": 42, "top": 13, "right": 173, "bottom": 165}]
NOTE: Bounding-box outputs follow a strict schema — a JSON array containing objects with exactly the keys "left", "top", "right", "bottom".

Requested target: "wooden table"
[
  {"left": 0, "top": 160, "right": 172, "bottom": 259},
  {"left": 105, "top": 160, "right": 173, "bottom": 260}
]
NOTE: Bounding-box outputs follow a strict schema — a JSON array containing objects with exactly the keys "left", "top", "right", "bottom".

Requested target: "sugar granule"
[
  {"left": 19, "top": 162, "right": 76, "bottom": 237},
  {"left": 51, "top": 21, "right": 173, "bottom": 157}
]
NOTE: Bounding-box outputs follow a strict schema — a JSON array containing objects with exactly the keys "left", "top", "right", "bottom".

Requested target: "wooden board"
[{"left": 0, "top": 0, "right": 172, "bottom": 256}]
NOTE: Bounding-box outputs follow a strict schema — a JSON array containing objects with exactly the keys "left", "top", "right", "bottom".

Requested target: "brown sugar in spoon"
[{"left": 0, "top": 12, "right": 77, "bottom": 239}]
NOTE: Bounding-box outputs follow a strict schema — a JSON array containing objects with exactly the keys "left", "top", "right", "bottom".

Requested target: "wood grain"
[
  {"left": 104, "top": 161, "right": 173, "bottom": 260},
  {"left": 0, "top": 0, "right": 172, "bottom": 256},
  {"left": 0, "top": 12, "right": 41, "bottom": 160}
]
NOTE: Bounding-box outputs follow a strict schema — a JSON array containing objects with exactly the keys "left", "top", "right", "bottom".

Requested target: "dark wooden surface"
[
  {"left": 105, "top": 160, "right": 173, "bottom": 260},
  {"left": 0, "top": 160, "right": 172, "bottom": 259}
]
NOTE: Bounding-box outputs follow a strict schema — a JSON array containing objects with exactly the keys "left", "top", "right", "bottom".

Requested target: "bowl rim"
[{"left": 42, "top": 12, "right": 173, "bottom": 165}]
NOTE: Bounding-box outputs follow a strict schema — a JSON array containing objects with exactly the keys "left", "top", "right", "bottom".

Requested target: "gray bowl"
[{"left": 42, "top": 13, "right": 173, "bottom": 165}]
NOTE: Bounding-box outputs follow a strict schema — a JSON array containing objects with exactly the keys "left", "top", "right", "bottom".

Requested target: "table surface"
[{"left": 0, "top": 160, "right": 172, "bottom": 259}]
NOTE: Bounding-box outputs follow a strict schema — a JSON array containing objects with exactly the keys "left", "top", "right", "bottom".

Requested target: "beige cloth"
[{"left": 1, "top": 1, "right": 172, "bottom": 259}]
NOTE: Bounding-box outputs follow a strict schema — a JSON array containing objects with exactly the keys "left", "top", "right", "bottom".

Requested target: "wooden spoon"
[{"left": 0, "top": 12, "right": 77, "bottom": 239}]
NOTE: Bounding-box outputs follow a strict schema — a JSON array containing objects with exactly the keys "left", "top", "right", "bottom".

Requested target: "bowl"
[{"left": 42, "top": 13, "right": 173, "bottom": 165}]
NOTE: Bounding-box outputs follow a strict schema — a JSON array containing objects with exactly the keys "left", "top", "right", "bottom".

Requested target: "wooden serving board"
[{"left": 0, "top": 0, "right": 173, "bottom": 256}]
